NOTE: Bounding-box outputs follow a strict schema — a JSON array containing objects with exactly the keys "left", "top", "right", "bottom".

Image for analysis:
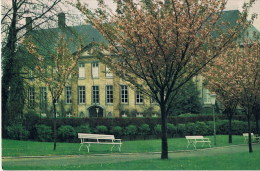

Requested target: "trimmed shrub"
[
  {"left": 154, "top": 124, "right": 161, "bottom": 136},
  {"left": 57, "top": 125, "right": 76, "bottom": 142},
  {"left": 138, "top": 124, "right": 151, "bottom": 138},
  {"left": 167, "top": 123, "right": 177, "bottom": 137},
  {"left": 95, "top": 125, "right": 108, "bottom": 134},
  {"left": 23, "top": 112, "right": 41, "bottom": 139},
  {"left": 176, "top": 124, "right": 186, "bottom": 136},
  {"left": 75, "top": 125, "right": 91, "bottom": 134},
  {"left": 110, "top": 126, "right": 123, "bottom": 137},
  {"left": 185, "top": 123, "right": 196, "bottom": 135},
  {"left": 216, "top": 120, "right": 229, "bottom": 134},
  {"left": 232, "top": 120, "right": 248, "bottom": 135},
  {"left": 125, "top": 125, "right": 138, "bottom": 138},
  {"left": 6, "top": 123, "right": 29, "bottom": 140},
  {"left": 35, "top": 124, "right": 53, "bottom": 142},
  {"left": 194, "top": 122, "right": 210, "bottom": 135}
]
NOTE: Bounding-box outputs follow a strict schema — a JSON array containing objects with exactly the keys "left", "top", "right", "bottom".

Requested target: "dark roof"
[
  {"left": 28, "top": 10, "right": 259, "bottom": 56},
  {"left": 28, "top": 25, "right": 107, "bottom": 56}
]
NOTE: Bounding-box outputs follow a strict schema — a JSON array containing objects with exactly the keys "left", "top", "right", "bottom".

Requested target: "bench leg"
[
  {"left": 193, "top": 142, "right": 197, "bottom": 149},
  {"left": 79, "top": 143, "right": 83, "bottom": 151},
  {"left": 118, "top": 144, "right": 121, "bottom": 152},
  {"left": 111, "top": 144, "right": 115, "bottom": 152},
  {"left": 86, "top": 144, "right": 90, "bottom": 152}
]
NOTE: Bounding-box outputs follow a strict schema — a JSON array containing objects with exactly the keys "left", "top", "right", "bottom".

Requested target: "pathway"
[{"left": 2, "top": 143, "right": 260, "bottom": 168}]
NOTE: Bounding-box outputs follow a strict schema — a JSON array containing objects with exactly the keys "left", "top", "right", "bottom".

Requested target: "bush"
[
  {"left": 6, "top": 123, "right": 29, "bottom": 140},
  {"left": 194, "top": 122, "right": 210, "bottom": 135},
  {"left": 185, "top": 123, "right": 196, "bottom": 135},
  {"left": 232, "top": 120, "right": 248, "bottom": 135},
  {"left": 167, "top": 123, "right": 177, "bottom": 137},
  {"left": 176, "top": 124, "right": 186, "bottom": 136},
  {"left": 35, "top": 124, "right": 53, "bottom": 142},
  {"left": 110, "top": 126, "right": 123, "bottom": 137},
  {"left": 23, "top": 112, "right": 41, "bottom": 139},
  {"left": 95, "top": 125, "right": 108, "bottom": 134},
  {"left": 125, "top": 125, "right": 138, "bottom": 138},
  {"left": 154, "top": 124, "right": 161, "bottom": 136},
  {"left": 138, "top": 124, "right": 151, "bottom": 138},
  {"left": 75, "top": 125, "right": 91, "bottom": 134},
  {"left": 216, "top": 120, "right": 229, "bottom": 134},
  {"left": 57, "top": 125, "right": 76, "bottom": 142}
]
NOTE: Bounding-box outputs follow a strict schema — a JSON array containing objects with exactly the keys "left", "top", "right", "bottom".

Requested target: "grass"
[
  {"left": 3, "top": 147, "right": 260, "bottom": 170},
  {"left": 3, "top": 135, "right": 260, "bottom": 170},
  {"left": 2, "top": 135, "right": 244, "bottom": 157}
]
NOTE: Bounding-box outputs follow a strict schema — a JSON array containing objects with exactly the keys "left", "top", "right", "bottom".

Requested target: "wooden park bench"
[
  {"left": 243, "top": 133, "right": 260, "bottom": 143},
  {"left": 185, "top": 136, "right": 211, "bottom": 149},
  {"left": 78, "top": 133, "right": 122, "bottom": 152}
]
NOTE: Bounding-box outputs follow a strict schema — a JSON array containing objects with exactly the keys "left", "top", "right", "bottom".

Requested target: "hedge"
[
  {"left": 3, "top": 113, "right": 257, "bottom": 142},
  {"left": 34, "top": 114, "right": 250, "bottom": 128}
]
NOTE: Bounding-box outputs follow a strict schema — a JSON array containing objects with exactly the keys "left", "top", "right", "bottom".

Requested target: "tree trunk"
[
  {"left": 228, "top": 116, "right": 232, "bottom": 144},
  {"left": 2, "top": 1, "right": 18, "bottom": 137},
  {"left": 160, "top": 103, "right": 168, "bottom": 159},
  {"left": 52, "top": 99, "right": 57, "bottom": 151},
  {"left": 247, "top": 116, "right": 253, "bottom": 153}
]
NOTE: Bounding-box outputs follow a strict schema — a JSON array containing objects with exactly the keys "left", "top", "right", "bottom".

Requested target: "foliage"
[
  {"left": 185, "top": 123, "right": 196, "bottom": 135},
  {"left": 6, "top": 123, "right": 29, "bottom": 140},
  {"left": 170, "top": 80, "right": 202, "bottom": 116},
  {"left": 177, "top": 124, "right": 186, "bottom": 136},
  {"left": 125, "top": 125, "right": 138, "bottom": 137},
  {"left": 195, "top": 122, "right": 210, "bottom": 135},
  {"left": 95, "top": 125, "right": 108, "bottom": 134},
  {"left": 203, "top": 36, "right": 260, "bottom": 151},
  {"left": 75, "top": 0, "right": 253, "bottom": 159},
  {"left": 24, "top": 33, "right": 84, "bottom": 150},
  {"left": 1, "top": 0, "right": 62, "bottom": 136},
  {"left": 57, "top": 125, "right": 76, "bottom": 142},
  {"left": 35, "top": 124, "right": 53, "bottom": 142},
  {"left": 75, "top": 125, "right": 91, "bottom": 134},
  {"left": 167, "top": 123, "right": 177, "bottom": 137},
  {"left": 154, "top": 124, "right": 162, "bottom": 136},
  {"left": 110, "top": 126, "right": 123, "bottom": 137},
  {"left": 138, "top": 124, "right": 151, "bottom": 137}
]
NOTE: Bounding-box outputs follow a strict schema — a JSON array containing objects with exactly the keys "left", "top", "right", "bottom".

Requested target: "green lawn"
[
  {"left": 3, "top": 135, "right": 260, "bottom": 170},
  {"left": 2, "top": 135, "right": 244, "bottom": 157}
]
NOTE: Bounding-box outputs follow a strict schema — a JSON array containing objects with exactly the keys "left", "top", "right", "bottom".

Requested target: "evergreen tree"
[{"left": 169, "top": 80, "right": 202, "bottom": 116}]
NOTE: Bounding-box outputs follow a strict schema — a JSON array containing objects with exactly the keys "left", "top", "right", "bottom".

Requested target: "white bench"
[
  {"left": 243, "top": 133, "right": 260, "bottom": 143},
  {"left": 185, "top": 136, "right": 211, "bottom": 149},
  {"left": 78, "top": 133, "right": 122, "bottom": 152}
]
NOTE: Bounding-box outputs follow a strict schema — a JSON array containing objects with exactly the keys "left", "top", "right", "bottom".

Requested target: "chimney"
[
  {"left": 58, "top": 13, "right": 66, "bottom": 28},
  {"left": 26, "top": 17, "right": 32, "bottom": 32}
]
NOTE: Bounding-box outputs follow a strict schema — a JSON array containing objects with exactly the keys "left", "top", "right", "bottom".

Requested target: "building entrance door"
[{"left": 88, "top": 106, "right": 103, "bottom": 118}]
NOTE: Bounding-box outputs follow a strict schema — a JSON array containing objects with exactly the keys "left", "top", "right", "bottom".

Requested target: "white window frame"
[
  {"left": 105, "top": 65, "right": 113, "bottom": 78},
  {"left": 203, "top": 88, "right": 211, "bottom": 104},
  {"left": 92, "top": 62, "right": 99, "bottom": 78},
  {"left": 135, "top": 90, "right": 144, "bottom": 104},
  {"left": 28, "top": 87, "right": 35, "bottom": 108},
  {"left": 120, "top": 85, "right": 128, "bottom": 104},
  {"left": 65, "top": 86, "right": 72, "bottom": 104},
  {"left": 78, "top": 86, "right": 86, "bottom": 104},
  {"left": 92, "top": 86, "right": 100, "bottom": 104},
  {"left": 78, "top": 63, "right": 85, "bottom": 78},
  {"left": 106, "top": 85, "right": 113, "bottom": 104}
]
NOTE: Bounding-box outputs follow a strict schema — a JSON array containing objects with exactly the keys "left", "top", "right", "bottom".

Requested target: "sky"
[{"left": 82, "top": 0, "right": 260, "bottom": 31}]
